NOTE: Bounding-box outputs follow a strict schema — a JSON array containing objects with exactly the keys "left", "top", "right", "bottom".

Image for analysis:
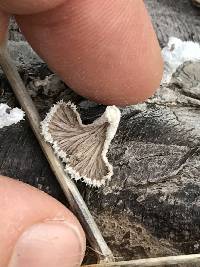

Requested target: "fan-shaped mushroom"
[{"left": 41, "top": 101, "right": 121, "bottom": 187}]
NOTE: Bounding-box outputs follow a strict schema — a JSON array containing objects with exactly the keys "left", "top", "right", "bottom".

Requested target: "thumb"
[{"left": 0, "top": 176, "right": 86, "bottom": 267}]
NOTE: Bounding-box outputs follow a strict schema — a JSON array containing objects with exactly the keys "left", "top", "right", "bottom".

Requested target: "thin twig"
[
  {"left": 0, "top": 43, "right": 114, "bottom": 263},
  {"left": 83, "top": 253, "right": 200, "bottom": 267}
]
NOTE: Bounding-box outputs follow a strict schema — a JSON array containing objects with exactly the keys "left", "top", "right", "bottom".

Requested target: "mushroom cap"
[{"left": 41, "top": 101, "right": 121, "bottom": 187}]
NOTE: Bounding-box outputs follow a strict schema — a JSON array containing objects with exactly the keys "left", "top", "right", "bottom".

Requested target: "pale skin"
[{"left": 0, "top": 1, "right": 163, "bottom": 266}]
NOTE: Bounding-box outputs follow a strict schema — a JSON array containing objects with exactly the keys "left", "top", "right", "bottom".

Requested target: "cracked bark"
[{"left": 1, "top": 0, "right": 200, "bottom": 264}]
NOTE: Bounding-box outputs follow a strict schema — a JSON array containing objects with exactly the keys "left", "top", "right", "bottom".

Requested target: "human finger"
[
  {"left": 15, "top": 0, "right": 163, "bottom": 105},
  {"left": 0, "top": 176, "right": 86, "bottom": 267}
]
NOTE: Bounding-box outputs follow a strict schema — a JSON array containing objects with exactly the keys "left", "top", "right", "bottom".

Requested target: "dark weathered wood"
[
  {"left": 145, "top": 0, "right": 200, "bottom": 47},
  {"left": 84, "top": 61, "right": 200, "bottom": 261},
  {"left": 1, "top": 0, "right": 200, "bottom": 263}
]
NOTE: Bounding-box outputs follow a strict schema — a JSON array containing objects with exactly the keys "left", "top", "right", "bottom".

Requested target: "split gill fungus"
[{"left": 41, "top": 101, "right": 121, "bottom": 187}]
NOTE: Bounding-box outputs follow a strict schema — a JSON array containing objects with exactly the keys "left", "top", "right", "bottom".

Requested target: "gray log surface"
[{"left": 0, "top": 0, "right": 200, "bottom": 263}]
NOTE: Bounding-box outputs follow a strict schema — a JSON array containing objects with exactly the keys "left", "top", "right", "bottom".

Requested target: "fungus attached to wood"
[{"left": 41, "top": 101, "right": 121, "bottom": 187}]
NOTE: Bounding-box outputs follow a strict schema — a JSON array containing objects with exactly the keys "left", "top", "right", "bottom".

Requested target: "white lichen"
[
  {"left": 162, "top": 37, "right": 200, "bottom": 84},
  {"left": 41, "top": 101, "right": 121, "bottom": 187},
  {"left": 0, "top": 104, "right": 25, "bottom": 129}
]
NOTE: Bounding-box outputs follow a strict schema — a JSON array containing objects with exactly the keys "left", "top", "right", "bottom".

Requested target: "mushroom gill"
[{"left": 41, "top": 101, "right": 121, "bottom": 187}]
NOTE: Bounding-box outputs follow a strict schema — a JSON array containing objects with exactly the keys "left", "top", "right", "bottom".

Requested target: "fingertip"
[
  {"left": 83, "top": 46, "right": 164, "bottom": 107},
  {"left": 119, "top": 45, "right": 164, "bottom": 106}
]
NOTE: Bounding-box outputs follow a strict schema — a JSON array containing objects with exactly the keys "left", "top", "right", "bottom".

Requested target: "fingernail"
[{"left": 8, "top": 221, "right": 85, "bottom": 267}]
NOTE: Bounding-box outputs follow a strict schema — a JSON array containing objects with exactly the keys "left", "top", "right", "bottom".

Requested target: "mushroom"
[{"left": 41, "top": 101, "right": 121, "bottom": 187}]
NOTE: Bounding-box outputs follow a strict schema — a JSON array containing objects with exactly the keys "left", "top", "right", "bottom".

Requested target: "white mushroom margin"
[{"left": 41, "top": 100, "right": 121, "bottom": 187}]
